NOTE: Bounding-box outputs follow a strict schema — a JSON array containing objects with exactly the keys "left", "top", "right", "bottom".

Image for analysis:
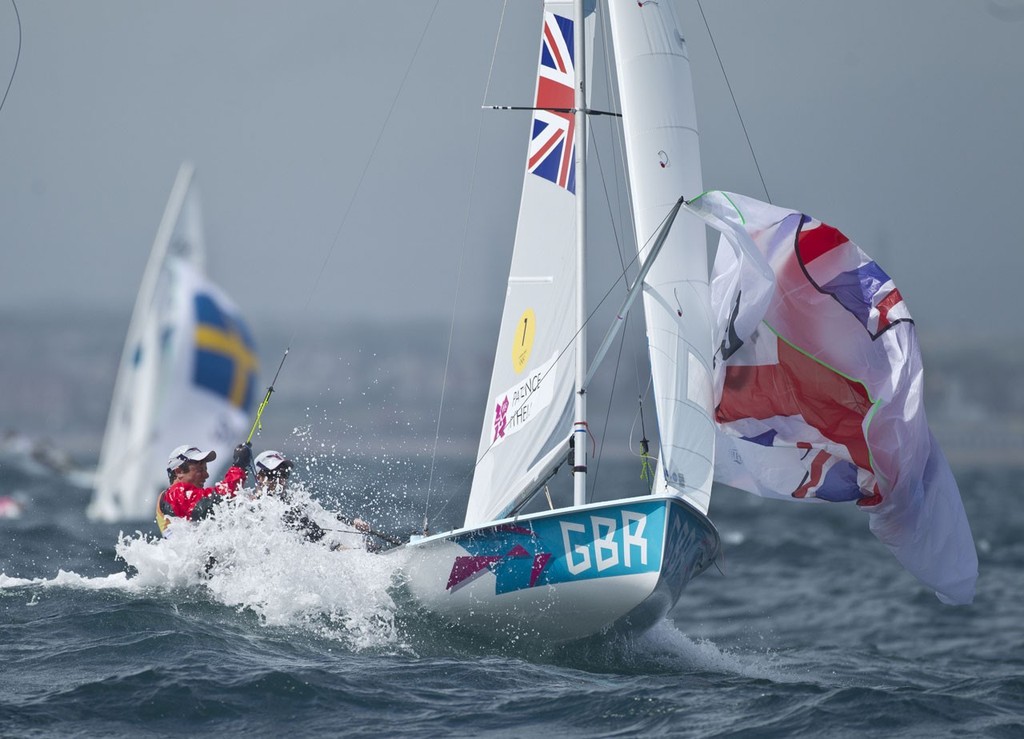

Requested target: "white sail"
[
  {"left": 89, "top": 164, "right": 259, "bottom": 522},
  {"left": 606, "top": 0, "right": 715, "bottom": 514},
  {"left": 464, "top": 2, "right": 597, "bottom": 527}
]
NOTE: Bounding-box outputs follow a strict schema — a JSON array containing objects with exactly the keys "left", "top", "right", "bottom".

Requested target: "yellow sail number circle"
[{"left": 512, "top": 308, "right": 536, "bottom": 373}]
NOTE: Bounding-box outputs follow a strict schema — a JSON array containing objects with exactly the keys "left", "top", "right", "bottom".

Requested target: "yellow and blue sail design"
[{"left": 192, "top": 293, "right": 258, "bottom": 412}]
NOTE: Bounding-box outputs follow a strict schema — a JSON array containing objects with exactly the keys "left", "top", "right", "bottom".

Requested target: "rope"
[
  {"left": 290, "top": 0, "right": 442, "bottom": 345},
  {"left": 422, "top": 0, "right": 508, "bottom": 532},
  {"left": 422, "top": 202, "right": 672, "bottom": 526},
  {"left": 638, "top": 400, "right": 652, "bottom": 484},
  {"left": 0, "top": 0, "right": 21, "bottom": 116},
  {"left": 695, "top": 0, "right": 772, "bottom": 203},
  {"left": 480, "top": 0, "right": 509, "bottom": 107},
  {"left": 248, "top": 1, "right": 441, "bottom": 444},
  {"left": 588, "top": 325, "right": 627, "bottom": 500},
  {"left": 447, "top": 201, "right": 679, "bottom": 519},
  {"left": 598, "top": 3, "right": 654, "bottom": 485}
]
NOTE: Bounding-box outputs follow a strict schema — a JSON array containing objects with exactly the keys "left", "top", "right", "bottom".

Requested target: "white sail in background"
[
  {"left": 464, "top": 2, "right": 597, "bottom": 527},
  {"left": 607, "top": 0, "right": 715, "bottom": 514},
  {"left": 89, "top": 164, "right": 258, "bottom": 522}
]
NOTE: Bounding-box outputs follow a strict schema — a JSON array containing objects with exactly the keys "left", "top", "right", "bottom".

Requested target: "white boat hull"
[{"left": 392, "top": 495, "right": 720, "bottom": 644}]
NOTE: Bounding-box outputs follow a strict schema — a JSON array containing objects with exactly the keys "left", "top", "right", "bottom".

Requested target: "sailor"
[
  {"left": 155, "top": 443, "right": 252, "bottom": 534},
  {"left": 254, "top": 449, "right": 370, "bottom": 544}
]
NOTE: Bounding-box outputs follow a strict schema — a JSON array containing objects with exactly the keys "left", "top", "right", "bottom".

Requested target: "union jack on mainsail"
[
  {"left": 796, "top": 217, "right": 912, "bottom": 338},
  {"left": 527, "top": 12, "right": 576, "bottom": 193}
]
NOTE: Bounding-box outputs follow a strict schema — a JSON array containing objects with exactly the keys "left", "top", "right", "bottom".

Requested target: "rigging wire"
[
  {"left": 422, "top": 0, "right": 511, "bottom": 532},
  {"left": 586, "top": 4, "right": 631, "bottom": 501},
  {"left": 594, "top": 3, "right": 657, "bottom": 490},
  {"left": 601, "top": 2, "right": 656, "bottom": 478},
  {"left": 429, "top": 3, "right": 696, "bottom": 520},
  {"left": 252, "top": 1, "right": 441, "bottom": 442},
  {"left": 695, "top": 0, "right": 772, "bottom": 203},
  {"left": 588, "top": 319, "right": 628, "bottom": 500},
  {"left": 293, "top": 0, "right": 442, "bottom": 339},
  {"left": 480, "top": 0, "right": 511, "bottom": 106},
  {"left": 432, "top": 195, "right": 679, "bottom": 517},
  {"left": 0, "top": 0, "right": 21, "bottom": 117}
]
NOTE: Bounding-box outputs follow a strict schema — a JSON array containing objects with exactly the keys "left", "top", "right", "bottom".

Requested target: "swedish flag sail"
[{"left": 88, "top": 163, "right": 258, "bottom": 522}]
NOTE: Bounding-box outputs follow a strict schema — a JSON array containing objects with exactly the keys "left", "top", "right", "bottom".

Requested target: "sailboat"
[
  {"left": 395, "top": 0, "right": 721, "bottom": 643},
  {"left": 394, "top": 0, "right": 977, "bottom": 642},
  {"left": 88, "top": 163, "right": 260, "bottom": 523}
]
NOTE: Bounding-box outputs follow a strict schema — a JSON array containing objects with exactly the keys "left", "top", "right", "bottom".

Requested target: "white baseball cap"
[
  {"left": 254, "top": 450, "right": 293, "bottom": 474},
  {"left": 166, "top": 445, "right": 217, "bottom": 474}
]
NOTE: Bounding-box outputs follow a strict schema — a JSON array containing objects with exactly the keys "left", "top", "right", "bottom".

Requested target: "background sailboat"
[{"left": 88, "top": 163, "right": 259, "bottom": 523}]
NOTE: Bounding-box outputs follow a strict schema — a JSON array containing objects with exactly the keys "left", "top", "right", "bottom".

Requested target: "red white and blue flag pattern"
[
  {"left": 527, "top": 12, "right": 576, "bottom": 193},
  {"left": 796, "top": 218, "right": 912, "bottom": 338},
  {"left": 687, "top": 191, "right": 977, "bottom": 605}
]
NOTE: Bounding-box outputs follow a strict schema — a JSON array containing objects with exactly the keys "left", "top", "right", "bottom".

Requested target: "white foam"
[
  {"left": 3, "top": 486, "right": 405, "bottom": 652},
  {"left": 115, "top": 486, "right": 405, "bottom": 650},
  {"left": 628, "top": 621, "right": 790, "bottom": 681}
]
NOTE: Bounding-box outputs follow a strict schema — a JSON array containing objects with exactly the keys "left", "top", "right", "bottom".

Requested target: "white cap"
[
  {"left": 166, "top": 445, "right": 217, "bottom": 474},
  {"left": 255, "top": 450, "right": 293, "bottom": 474}
]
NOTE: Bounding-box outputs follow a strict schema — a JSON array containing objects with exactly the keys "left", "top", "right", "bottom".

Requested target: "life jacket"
[{"left": 155, "top": 490, "right": 175, "bottom": 535}]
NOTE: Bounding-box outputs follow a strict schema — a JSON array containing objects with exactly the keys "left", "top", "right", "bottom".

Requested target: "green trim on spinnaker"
[{"left": 687, "top": 190, "right": 746, "bottom": 225}]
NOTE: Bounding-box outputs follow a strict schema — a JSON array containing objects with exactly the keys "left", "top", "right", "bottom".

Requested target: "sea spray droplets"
[{"left": 115, "top": 488, "right": 404, "bottom": 652}]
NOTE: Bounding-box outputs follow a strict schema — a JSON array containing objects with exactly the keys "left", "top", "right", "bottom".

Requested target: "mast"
[{"left": 572, "top": 0, "right": 587, "bottom": 506}]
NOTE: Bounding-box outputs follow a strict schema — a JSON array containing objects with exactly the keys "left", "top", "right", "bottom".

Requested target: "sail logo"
[
  {"left": 192, "top": 293, "right": 259, "bottom": 411},
  {"left": 491, "top": 355, "right": 557, "bottom": 446},
  {"left": 527, "top": 12, "right": 576, "bottom": 193},
  {"left": 795, "top": 217, "right": 913, "bottom": 339},
  {"left": 446, "top": 524, "right": 552, "bottom": 595}
]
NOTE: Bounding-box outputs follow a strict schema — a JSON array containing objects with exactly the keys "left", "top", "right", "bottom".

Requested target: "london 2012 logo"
[{"left": 490, "top": 354, "right": 557, "bottom": 446}]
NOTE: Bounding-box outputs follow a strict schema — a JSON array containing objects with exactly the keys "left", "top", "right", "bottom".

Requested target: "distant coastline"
[{"left": 2, "top": 309, "right": 1021, "bottom": 470}]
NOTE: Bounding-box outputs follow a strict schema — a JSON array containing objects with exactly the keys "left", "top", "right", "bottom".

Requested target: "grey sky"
[{"left": 1, "top": 0, "right": 1023, "bottom": 339}]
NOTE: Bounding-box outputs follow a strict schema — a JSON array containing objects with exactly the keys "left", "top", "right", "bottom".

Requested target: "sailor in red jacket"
[{"left": 156, "top": 443, "right": 252, "bottom": 534}]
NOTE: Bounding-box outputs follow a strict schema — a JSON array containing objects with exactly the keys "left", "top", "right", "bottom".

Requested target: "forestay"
[{"left": 464, "top": 2, "right": 599, "bottom": 528}]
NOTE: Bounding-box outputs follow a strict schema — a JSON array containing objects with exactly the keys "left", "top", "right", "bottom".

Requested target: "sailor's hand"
[
  {"left": 233, "top": 442, "right": 253, "bottom": 469},
  {"left": 352, "top": 517, "right": 370, "bottom": 533}
]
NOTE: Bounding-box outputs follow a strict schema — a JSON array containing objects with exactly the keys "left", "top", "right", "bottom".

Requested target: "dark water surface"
[{"left": 1, "top": 457, "right": 1020, "bottom": 738}]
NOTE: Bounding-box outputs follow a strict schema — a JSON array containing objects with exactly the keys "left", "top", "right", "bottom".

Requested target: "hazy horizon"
[{"left": 2, "top": 1, "right": 1022, "bottom": 337}]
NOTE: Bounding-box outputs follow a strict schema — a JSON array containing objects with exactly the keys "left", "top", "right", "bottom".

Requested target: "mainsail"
[
  {"left": 89, "top": 164, "right": 259, "bottom": 522},
  {"left": 607, "top": 0, "right": 715, "bottom": 513},
  {"left": 464, "top": 2, "right": 597, "bottom": 527}
]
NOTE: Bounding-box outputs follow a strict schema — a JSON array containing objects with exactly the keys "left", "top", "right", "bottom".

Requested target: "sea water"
[
  {"left": 2, "top": 459, "right": 1021, "bottom": 737},
  {"left": 1, "top": 317, "right": 1022, "bottom": 736}
]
